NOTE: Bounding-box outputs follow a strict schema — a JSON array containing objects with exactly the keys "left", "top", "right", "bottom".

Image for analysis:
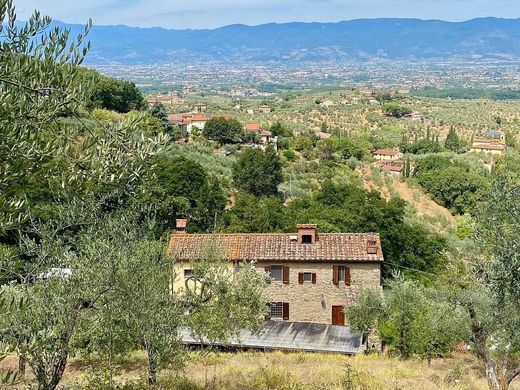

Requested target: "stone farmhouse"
[{"left": 168, "top": 222, "right": 383, "bottom": 327}]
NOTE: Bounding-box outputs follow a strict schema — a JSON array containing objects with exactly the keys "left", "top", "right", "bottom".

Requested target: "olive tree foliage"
[
  {"left": 0, "top": 1, "right": 170, "bottom": 388},
  {"left": 0, "top": 0, "right": 168, "bottom": 234},
  {"left": 346, "top": 275, "right": 469, "bottom": 360},
  {"left": 71, "top": 215, "right": 268, "bottom": 387},
  {"left": 454, "top": 162, "right": 520, "bottom": 390}
]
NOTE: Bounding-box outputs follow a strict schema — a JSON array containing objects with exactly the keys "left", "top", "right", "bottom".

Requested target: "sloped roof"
[
  {"left": 179, "top": 320, "right": 362, "bottom": 354},
  {"left": 373, "top": 149, "right": 401, "bottom": 156},
  {"left": 245, "top": 123, "right": 261, "bottom": 131},
  {"left": 191, "top": 114, "right": 209, "bottom": 121},
  {"left": 168, "top": 233, "right": 383, "bottom": 262}
]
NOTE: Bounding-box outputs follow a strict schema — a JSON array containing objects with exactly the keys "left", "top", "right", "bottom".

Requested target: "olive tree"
[
  {"left": 455, "top": 162, "right": 520, "bottom": 390},
  {"left": 347, "top": 275, "right": 469, "bottom": 360}
]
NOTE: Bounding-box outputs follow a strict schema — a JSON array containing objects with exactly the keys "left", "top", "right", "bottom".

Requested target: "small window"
[
  {"left": 338, "top": 266, "right": 345, "bottom": 282},
  {"left": 269, "top": 302, "right": 284, "bottom": 319},
  {"left": 270, "top": 265, "right": 283, "bottom": 281},
  {"left": 302, "top": 235, "right": 313, "bottom": 244},
  {"left": 184, "top": 269, "right": 193, "bottom": 278},
  {"left": 303, "top": 272, "right": 312, "bottom": 282}
]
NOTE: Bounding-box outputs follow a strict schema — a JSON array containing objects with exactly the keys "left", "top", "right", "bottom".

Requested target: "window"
[
  {"left": 338, "top": 266, "right": 346, "bottom": 282},
  {"left": 299, "top": 272, "right": 316, "bottom": 284},
  {"left": 270, "top": 265, "right": 283, "bottom": 281},
  {"left": 302, "top": 234, "right": 313, "bottom": 244},
  {"left": 184, "top": 269, "right": 193, "bottom": 278},
  {"left": 265, "top": 265, "right": 289, "bottom": 284},
  {"left": 268, "top": 302, "right": 289, "bottom": 320},
  {"left": 333, "top": 265, "right": 351, "bottom": 286},
  {"left": 269, "top": 302, "right": 284, "bottom": 319}
]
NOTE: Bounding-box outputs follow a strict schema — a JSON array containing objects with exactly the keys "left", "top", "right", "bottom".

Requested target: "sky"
[{"left": 13, "top": 0, "right": 520, "bottom": 29}]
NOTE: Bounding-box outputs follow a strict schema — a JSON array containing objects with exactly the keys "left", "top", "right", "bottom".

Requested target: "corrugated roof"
[
  {"left": 168, "top": 233, "right": 383, "bottom": 262},
  {"left": 179, "top": 321, "right": 363, "bottom": 354}
]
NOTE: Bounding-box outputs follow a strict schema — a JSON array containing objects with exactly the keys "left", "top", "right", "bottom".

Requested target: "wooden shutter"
[
  {"left": 265, "top": 266, "right": 271, "bottom": 283},
  {"left": 282, "top": 302, "right": 290, "bottom": 320},
  {"left": 345, "top": 266, "right": 351, "bottom": 286},
  {"left": 332, "top": 265, "right": 339, "bottom": 285},
  {"left": 312, "top": 273, "right": 317, "bottom": 284},
  {"left": 283, "top": 266, "right": 290, "bottom": 284},
  {"left": 298, "top": 272, "right": 304, "bottom": 284}
]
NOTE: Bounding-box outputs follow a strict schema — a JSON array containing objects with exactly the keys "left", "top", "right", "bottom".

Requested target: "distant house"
[
  {"left": 259, "top": 104, "right": 271, "bottom": 113},
  {"left": 377, "top": 160, "right": 405, "bottom": 177},
  {"left": 470, "top": 129, "right": 506, "bottom": 156},
  {"left": 373, "top": 149, "right": 403, "bottom": 161},
  {"left": 168, "top": 113, "right": 212, "bottom": 136},
  {"left": 470, "top": 142, "right": 506, "bottom": 155},
  {"left": 147, "top": 92, "right": 184, "bottom": 108},
  {"left": 244, "top": 123, "right": 275, "bottom": 148}
]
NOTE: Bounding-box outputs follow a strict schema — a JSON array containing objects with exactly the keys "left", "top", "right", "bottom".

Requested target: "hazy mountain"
[{"left": 55, "top": 18, "right": 520, "bottom": 64}]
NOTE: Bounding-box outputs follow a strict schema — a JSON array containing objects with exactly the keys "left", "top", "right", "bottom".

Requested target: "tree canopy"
[
  {"left": 202, "top": 116, "right": 244, "bottom": 144},
  {"left": 233, "top": 147, "right": 283, "bottom": 197}
]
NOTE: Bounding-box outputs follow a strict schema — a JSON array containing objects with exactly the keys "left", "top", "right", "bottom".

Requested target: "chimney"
[
  {"left": 176, "top": 219, "right": 187, "bottom": 234},
  {"left": 297, "top": 224, "right": 318, "bottom": 244},
  {"left": 366, "top": 235, "right": 378, "bottom": 254}
]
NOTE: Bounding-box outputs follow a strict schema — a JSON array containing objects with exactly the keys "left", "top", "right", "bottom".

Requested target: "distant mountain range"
[{"left": 54, "top": 18, "right": 520, "bottom": 64}]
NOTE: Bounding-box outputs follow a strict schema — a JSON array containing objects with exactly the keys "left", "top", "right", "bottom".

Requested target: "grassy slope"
[{"left": 7, "top": 350, "right": 518, "bottom": 389}]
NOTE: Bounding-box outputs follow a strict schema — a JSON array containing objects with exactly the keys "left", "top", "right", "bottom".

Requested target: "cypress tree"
[{"left": 445, "top": 126, "right": 460, "bottom": 152}]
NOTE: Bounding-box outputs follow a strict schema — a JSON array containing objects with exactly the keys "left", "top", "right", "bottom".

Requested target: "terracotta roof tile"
[
  {"left": 374, "top": 149, "right": 401, "bottom": 156},
  {"left": 245, "top": 123, "right": 261, "bottom": 131},
  {"left": 168, "top": 233, "right": 384, "bottom": 262}
]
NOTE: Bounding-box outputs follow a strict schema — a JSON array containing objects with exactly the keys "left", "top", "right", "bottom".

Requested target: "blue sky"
[{"left": 14, "top": 0, "right": 520, "bottom": 29}]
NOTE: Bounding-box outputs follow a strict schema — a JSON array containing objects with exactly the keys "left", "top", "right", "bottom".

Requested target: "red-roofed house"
[
  {"left": 244, "top": 123, "right": 274, "bottom": 147},
  {"left": 377, "top": 160, "right": 405, "bottom": 177},
  {"left": 170, "top": 113, "right": 213, "bottom": 136},
  {"left": 169, "top": 222, "right": 383, "bottom": 326}
]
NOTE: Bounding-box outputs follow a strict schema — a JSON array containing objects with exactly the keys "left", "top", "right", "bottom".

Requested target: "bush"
[
  {"left": 383, "top": 103, "right": 412, "bottom": 118},
  {"left": 283, "top": 150, "right": 297, "bottom": 161}
]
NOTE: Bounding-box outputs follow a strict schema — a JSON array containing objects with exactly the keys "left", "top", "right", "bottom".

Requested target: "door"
[{"left": 332, "top": 305, "right": 345, "bottom": 326}]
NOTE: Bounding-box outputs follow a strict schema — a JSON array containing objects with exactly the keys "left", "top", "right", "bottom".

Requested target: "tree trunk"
[
  {"left": 467, "top": 303, "right": 511, "bottom": 390},
  {"left": 18, "top": 355, "right": 26, "bottom": 377},
  {"left": 146, "top": 346, "right": 159, "bottom": 386}
]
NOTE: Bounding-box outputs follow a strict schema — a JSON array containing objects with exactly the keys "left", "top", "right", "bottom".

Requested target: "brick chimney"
[
  {"left": 297, "top": 224, "right": 318, "bottom": 244},
  {"left": 366, "top": 235, "right": 378, "bottom": 254},
  {"left": 176, "top": 219, "right": 187, "bottom": 234}
]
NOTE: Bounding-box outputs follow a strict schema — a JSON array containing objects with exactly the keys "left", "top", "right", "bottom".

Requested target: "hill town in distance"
[{"left": 1, "top": 1, "right": 520, "bottom": 390}]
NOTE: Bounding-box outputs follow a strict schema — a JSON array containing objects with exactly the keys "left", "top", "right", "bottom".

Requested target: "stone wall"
[
  {"left": 263, "top": 261, "right": 381, "bottom": 324},
  {"left": 173, "top": 261, "right": 381, "bottom": 325}
]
